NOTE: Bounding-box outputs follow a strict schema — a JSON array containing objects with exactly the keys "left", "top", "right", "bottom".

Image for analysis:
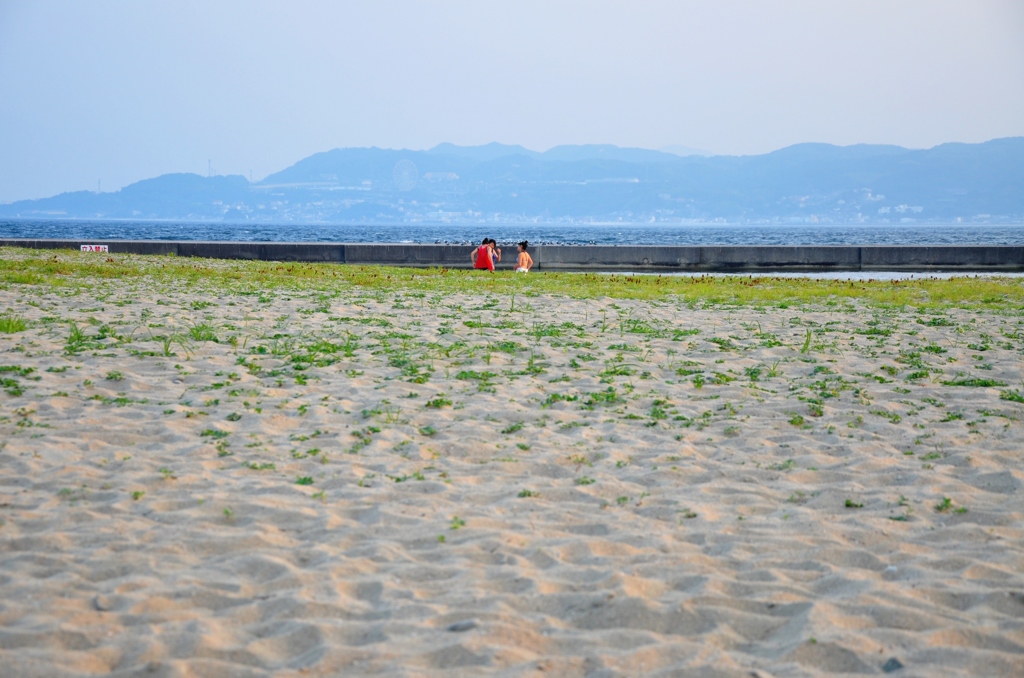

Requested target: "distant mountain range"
[{"left": 3, "top": 138, "right": 1022, "bottom": 224}]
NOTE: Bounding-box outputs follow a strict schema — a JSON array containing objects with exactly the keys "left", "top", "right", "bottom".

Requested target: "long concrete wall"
[{"left": 2, "top": 238, "right": 1024, "bottom": 272}]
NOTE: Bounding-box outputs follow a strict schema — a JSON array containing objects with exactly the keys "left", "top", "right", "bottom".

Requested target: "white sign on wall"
[{"left": 80, "top": 245, "right": 109, "bottom": 252}]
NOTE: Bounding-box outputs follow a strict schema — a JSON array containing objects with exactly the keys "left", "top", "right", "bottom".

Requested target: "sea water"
[{"left": 1, "top": 219, "right": 1023, "bottom": 246}]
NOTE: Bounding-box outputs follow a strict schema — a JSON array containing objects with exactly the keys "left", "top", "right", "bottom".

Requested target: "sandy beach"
[{"left": 1, "top": 252, "right": 1023, "bottom": 677}]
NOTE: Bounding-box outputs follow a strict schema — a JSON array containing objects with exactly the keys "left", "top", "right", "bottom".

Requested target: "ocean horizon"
[{"left": 3, "top": 219, "right": 1024, "bottom": 247}]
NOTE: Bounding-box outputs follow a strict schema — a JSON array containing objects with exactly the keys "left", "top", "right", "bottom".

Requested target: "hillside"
[{"left": 3, "top": 139, "right": 1022, "bottom": 224}]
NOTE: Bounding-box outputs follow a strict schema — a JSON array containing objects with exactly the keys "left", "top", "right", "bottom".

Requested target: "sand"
[{"left": 1, "top": 272, "right": 1023, "bottom": 677}]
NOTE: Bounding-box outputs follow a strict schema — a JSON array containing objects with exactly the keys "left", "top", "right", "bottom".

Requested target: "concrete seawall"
[{"left": 2, "top": 239, "right": 1024, "bottom": 272}]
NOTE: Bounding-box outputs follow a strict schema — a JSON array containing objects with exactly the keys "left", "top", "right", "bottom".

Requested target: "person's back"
[{"left": 515, "top": 241, "right": 533, "bottom": 272}]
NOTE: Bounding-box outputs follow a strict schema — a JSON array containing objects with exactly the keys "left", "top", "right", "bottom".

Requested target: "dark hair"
[
  {"left": 519, "top": 240, "right": 528, "bottom": 251},
  {"left": 481, "top": 238, "right": 489, "bottom": 245}
]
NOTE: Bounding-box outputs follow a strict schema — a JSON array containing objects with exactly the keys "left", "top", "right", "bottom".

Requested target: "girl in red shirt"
[{"left": 472, "top": 238, "right": 495, "bottom": 271}]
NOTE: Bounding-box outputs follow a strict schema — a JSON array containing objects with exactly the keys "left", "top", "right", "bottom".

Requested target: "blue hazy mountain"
[
  {"left": 3, "top": 138, "right": 1022, "bottom": 224},
  {"left": 659, "top": 144, "right": 712, "bottom": 157},
  {"left": 539, "top": 144, "right": 680, "bottom": 163},
  {"left": 425, "top": 142, "right": 540, "bottom": 162},
  {"left": 422, "top": 142, "right": 679, "bottom": 163}
]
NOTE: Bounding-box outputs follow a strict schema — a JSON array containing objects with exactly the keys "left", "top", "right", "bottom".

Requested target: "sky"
[{"left": 1, "top": 0, "right": 1023, "bottom": 202}]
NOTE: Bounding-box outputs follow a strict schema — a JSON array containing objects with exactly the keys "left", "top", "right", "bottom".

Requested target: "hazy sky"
[{"left": 1, "top": 0, "right": 1023, "bottom": 202}]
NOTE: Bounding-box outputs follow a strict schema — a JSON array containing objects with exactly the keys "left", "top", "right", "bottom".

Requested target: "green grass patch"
[
  {"left": 941, "top": 378, "right": 1006, "bottom": 388},
  {"left": 5, "top": 248, "right": 1024, "bottom": 308},
  {"left": 0, "top": 313, "right": 28, "bottom": 333}
]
